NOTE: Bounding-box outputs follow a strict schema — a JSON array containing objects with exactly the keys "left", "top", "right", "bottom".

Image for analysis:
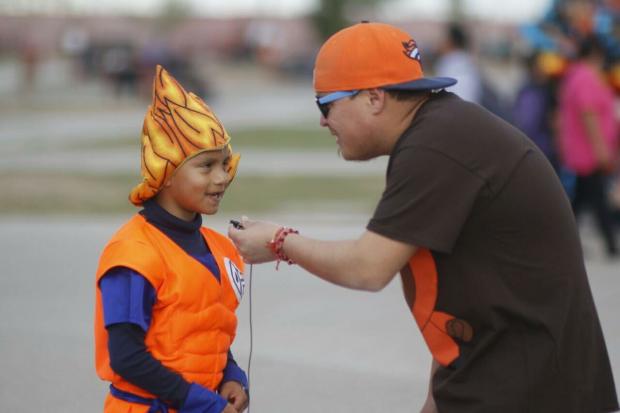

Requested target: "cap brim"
[{"left": 384, "top": 76, "right": 457, "bottom": 91}]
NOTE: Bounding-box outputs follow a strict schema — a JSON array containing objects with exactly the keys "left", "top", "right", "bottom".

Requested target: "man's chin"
[
  {"left": 337, "top": 148, "right": 355, "bottom": 161},
  {"left": 338, "top": 148, "right": 375, "bottom": 162}
]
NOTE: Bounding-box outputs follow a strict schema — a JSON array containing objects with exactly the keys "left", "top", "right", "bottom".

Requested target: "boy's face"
[{"left": 159, "top": 148, "right": 232, "bottom": 221}]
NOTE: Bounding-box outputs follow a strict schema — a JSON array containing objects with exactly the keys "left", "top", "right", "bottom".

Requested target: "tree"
[{"left": 311, "top": 0, "right": 397, "bottom": 41}]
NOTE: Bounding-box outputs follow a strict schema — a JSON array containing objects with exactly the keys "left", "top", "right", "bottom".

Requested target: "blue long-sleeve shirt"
[{"left": 99, "top": 199, "right": 247, "bottom": 410}]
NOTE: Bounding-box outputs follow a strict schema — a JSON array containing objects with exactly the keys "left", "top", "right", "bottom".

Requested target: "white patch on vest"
[{"left": 224, "top": 257, "right": 244, "bottom": 302}]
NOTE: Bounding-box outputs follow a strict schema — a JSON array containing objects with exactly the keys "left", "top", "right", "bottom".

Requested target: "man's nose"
[{"left": 320, "top": 114, "right": 328, "bottom": 127}]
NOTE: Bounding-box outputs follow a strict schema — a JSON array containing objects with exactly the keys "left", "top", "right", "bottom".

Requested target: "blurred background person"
[
  {"left": 558, "top": 35, "right": 619, "bottom": 258},
  {"left": 18, "top": 36, "right": 40, "bottom": 93},
  {"left": 102, "top": 42, "right": 139, "bottom": 98},
  {"left": 594, "top": 0, "right": 620, "bottom": 61},
  {"left": 434, "top": 22, "right": 483, "bottom": 104},
  {"left": 513, "top": 51, "right": 564, "bottom": 170}
]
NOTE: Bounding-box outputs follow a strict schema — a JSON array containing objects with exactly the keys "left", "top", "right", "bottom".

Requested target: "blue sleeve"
[
  {"left": 180, "top": 383, "right": 228, "bottom": 413},
  {"left": 221, "top": 351, "right": 248, "bottom": 391},
  {"left": 99, "top": 267, "right": 156, "bottom": 332},
  {"left": 107, "top": 323, "right": 191, "bottom": 408}
]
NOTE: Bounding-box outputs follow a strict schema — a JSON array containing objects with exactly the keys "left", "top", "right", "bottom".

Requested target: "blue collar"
[{"left": 140, "top": 199, "right": 202, "bottom": 234}]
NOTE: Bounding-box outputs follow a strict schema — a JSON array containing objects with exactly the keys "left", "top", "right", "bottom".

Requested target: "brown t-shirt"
[{"left": 368, "top": 92, "right": 618, "bottom": 412}]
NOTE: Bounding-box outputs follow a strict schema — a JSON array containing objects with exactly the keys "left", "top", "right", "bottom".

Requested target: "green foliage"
[
  {"left": 312, "top": 0, "right": 349, "bottom": 41},
  {"left": 65, "top": 126, "right": 335, "bottom": 151},
  {"left": 5, "top": 126, "right": 384, "bottom": 216},
  {"left": 311, "top": 0, "right": 398, "bottom": 41}
]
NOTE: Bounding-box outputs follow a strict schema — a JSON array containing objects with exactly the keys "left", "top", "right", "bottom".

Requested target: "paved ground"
[
  {"left": 0, "top": 146, "right": 388, "bottom": 177},
  {"left": 0, "top": 213, "right": 618, "bottom": 412}
]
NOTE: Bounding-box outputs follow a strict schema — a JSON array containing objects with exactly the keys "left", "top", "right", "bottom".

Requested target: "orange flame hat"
[{"left": 129, "top": 65, "right": 240, "bottom": 206}]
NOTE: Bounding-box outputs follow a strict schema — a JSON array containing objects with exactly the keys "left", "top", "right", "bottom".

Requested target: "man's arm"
[{"left": 228, "top": 219, "right": 417, "bottom": 292}]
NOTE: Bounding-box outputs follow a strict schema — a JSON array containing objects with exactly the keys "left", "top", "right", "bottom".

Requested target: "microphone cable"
[
  {"left": 229, "top": 220, "right": 253, "bottom": 413},
  {"left": 246, "top": 263, "right": 253, "bottom": 413}
]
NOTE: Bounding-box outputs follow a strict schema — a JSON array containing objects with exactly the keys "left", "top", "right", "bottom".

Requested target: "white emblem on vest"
[{"left": 224, "top": 258, "right": 244, "bottom": 302}]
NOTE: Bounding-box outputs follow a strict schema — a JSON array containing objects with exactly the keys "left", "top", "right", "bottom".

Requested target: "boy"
[{"left": 94, "top": 65, "right": 248, "bottom": 413}]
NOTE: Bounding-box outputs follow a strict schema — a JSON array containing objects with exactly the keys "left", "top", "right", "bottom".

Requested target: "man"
[{"left": 229, "top": 22, "right": 618, "bottom": 412}]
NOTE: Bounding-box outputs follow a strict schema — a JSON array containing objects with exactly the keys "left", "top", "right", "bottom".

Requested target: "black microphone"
[{"left": 230, "top": 219, "right": 244, "bottom": 229}]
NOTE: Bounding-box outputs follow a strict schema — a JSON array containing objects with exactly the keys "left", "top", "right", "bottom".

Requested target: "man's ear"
[{"left": 366, "top": 88, "right": 387, "bottom": 115}]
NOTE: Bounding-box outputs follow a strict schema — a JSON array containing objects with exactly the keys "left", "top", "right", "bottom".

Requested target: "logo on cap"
[{"left": 402, "top": 39, "right": 421, "bottom": 62}]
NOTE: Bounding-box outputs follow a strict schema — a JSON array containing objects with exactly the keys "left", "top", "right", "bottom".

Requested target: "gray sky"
[{"left": 2, "top": 0, "right": 550, "bottom": 22}]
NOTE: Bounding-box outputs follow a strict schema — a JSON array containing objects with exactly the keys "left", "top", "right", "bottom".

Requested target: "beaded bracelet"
[{"left": 267, "top": 226, "right": 299, "bottom": 269}]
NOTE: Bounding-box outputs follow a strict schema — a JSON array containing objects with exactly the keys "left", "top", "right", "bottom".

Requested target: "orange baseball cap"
[{"left": 314, "top": 21, "right": 457, "bottom": 93}]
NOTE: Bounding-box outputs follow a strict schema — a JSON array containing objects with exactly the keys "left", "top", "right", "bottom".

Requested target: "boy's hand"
[
  {"left": 222, "top": 403, "right": 238, "bottom": 413},
  {"left": 219, "top": 381, "right": 249, "bottom": 412}
]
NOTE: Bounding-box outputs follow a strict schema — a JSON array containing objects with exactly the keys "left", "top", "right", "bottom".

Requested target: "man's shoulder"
[
  {"left": 396, "top": 93, "right": 488, "bottom": 156},
  {"left": 404, "top": 92, "right": 477, "bottom": 137},
  {"left": 394, "top": 94, "right": 535, "bottom": 192}
]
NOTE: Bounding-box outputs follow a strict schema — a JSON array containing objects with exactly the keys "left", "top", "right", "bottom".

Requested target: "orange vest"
[{"left": 94, "top": 214, "right": 244, "bottom": 404}]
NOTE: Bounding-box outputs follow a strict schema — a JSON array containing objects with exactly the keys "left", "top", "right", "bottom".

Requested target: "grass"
[
  {"left": 0, "top": 171, "right": 385, "bottom": 216},
  {"left": 64, "top": 125, "right": 335, "bottom": 151},
  {"left": 4, "top": 125, "right": 381, "bottom": 216}
]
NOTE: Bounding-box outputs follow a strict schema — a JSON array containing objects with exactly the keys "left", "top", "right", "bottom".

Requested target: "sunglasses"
[{"left": 315, "top": 90, "right": 360, "bottom": 118}]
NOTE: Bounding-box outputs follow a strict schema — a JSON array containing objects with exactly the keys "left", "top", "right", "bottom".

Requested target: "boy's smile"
[{"left": 156, "top": 148, "right": 232, "bottom": 221}]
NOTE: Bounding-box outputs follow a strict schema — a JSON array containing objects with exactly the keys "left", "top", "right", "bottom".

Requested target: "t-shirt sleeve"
[
  {"left": 99, "top": 267, "right": 156, "bottom": 332},
  {"left": 222, "top": 350, "right": 248, "bottom": 391},
  {"left": 367, "top": 146, "right": 485, "bottom": 253}
]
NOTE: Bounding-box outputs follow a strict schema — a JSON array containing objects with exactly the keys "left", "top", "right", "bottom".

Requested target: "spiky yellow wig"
[{"left": 129, "top": 65, "right": 240, "bottom": 206}]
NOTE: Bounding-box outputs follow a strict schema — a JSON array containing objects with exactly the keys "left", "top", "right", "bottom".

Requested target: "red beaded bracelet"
[{"left": 267, "top": 226, "right": 299, "bottom": 269}]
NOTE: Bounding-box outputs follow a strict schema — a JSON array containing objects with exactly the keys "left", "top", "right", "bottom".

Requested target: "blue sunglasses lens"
[{"left": 315, "top": 90, "right": 359, "bottom": 118}]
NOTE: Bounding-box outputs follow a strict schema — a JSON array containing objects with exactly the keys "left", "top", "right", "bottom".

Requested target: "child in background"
[{"left": 94, "top": 65, "right": 248, "bottom": 413}]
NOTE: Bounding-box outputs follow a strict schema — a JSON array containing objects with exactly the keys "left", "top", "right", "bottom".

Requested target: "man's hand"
[
  {"left": 228, "top": 216, "right": 281, "bottom": 264},
  {"left": 219, "top": 381, "right": 249, "bottom": 412}
]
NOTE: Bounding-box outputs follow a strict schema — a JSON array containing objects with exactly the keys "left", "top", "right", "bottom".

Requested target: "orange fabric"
[
  {"left": 609, "top": 63, "right": 620, "bottom": 93},
  {"left": 407, "top": 248, "right": 460, "bottom": 367},
  {"left": 536, "top": 52, "right": 568, "bottom": 78},
  {"left": 313, "top": 22, "right": 425, "bottom": 92},
  {"left": 94, "top": 214, "right": 244, "bottom": 410},
  {"left": 129, "top": 65, "right": 240, "bottom": 206}
]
